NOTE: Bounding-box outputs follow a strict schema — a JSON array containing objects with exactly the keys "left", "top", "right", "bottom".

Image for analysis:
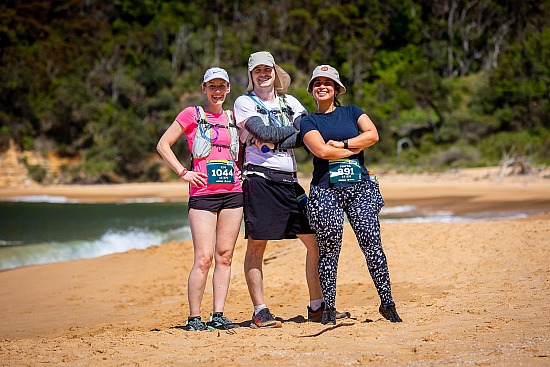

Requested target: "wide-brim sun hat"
[
  {"left": 203, "top": 67, "right": 230, "bottom": 84},
  {"left": 307, "top": 64, "right": 346, "bottom": 94},
  {"left": 246, "top": 51, "right": 291, "bottom": 94}
]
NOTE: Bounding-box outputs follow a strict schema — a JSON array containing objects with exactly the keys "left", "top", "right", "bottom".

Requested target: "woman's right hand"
[{"left": 181, "top": 171, "right": 208, "bottom": 188}]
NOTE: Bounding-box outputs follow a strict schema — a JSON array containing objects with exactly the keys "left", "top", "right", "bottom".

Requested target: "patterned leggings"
[{"left": 307, "top": 180, "right": 395, "bottom": 308}]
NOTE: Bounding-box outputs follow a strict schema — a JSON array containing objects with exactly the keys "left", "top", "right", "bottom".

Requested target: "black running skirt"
[{"left": 242, "top": 175, "right": 313, "bottom": 240}]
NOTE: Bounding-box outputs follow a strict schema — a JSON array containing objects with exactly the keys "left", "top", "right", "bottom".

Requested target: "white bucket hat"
[
  {"left": 203, "top": 67, "right": 230, "bottom": 84},
  {"left": 246, "top": 51, "right": 291, "bottom": 94},
  {"left": 307, "top": 64, "right": 346, "bottom": 94}
]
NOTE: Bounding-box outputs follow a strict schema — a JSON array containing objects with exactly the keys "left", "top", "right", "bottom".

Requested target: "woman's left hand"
[
  {"left": 327, "top": 140, "right": 362, "bottom": 154},
  {"left": 327, "top": 140, "right": 343, "bottom": 148},
  {"left": 182, "top": 171, "right": 208, "bottom": 188}
]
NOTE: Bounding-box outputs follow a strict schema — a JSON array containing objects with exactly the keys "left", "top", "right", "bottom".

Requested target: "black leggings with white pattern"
[{"left": 307, "top": 180, "right": 395, "bottom": 308}]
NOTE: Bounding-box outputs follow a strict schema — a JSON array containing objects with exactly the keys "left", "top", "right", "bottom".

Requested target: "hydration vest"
[
  {"left": 241, "top": 93, "right": 295, "bottom": 147},
  {"left": 245, "top": 93, "right": 293, "bottom": 127},
  {"left": 192, "top": 106, "right": 240, "bottom": 161}
]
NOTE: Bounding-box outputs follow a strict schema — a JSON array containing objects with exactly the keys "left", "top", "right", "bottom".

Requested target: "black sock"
[{"left": 188, "top": 316, "right": 201, "bottom": 321}]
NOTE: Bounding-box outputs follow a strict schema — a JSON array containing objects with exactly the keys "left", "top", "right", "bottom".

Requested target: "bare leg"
[
  {"left": 212, "top": 207, "right": 242, "bottom": 312},
  {"left": 244, "top": 238, "right": 268, "bottom": 306},
  {"left": 187, "top": 208, "right": 216, "bottom": 317},
  {"left": 297, "top": 233, "right": 324, "bottom": 301}
]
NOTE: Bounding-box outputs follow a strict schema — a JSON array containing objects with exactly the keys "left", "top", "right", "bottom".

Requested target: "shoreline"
[{"left": 1, "top": 167, "right": 549, "bottom": 214}]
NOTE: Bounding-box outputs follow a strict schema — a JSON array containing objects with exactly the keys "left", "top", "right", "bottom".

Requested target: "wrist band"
[
  {"left": 343, "top": 139, "right": 349, "bottom": 149},
  {"left": 178, "top": 167, "right": 188, "bottom": 178}
]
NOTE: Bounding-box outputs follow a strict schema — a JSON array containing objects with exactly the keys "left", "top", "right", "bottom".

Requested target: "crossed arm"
[
  {"left": 302, "top": 114, "right": 379, "bottom": 160},
  {"left": 241, "top": 115, "right": 304, "bottom": 149}
]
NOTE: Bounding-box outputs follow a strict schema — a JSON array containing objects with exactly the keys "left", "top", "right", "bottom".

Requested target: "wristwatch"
[{"left": 343, "top": 139, "right": 349, "bottom": 149}]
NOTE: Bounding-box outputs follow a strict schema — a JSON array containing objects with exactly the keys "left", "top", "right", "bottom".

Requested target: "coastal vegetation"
[{"left": 1, "top": 0, "right": 548, "bottom": 183}]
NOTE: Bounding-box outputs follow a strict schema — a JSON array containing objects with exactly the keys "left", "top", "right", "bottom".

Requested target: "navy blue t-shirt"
[{"left": 299, "top": 105, "right": 370, "bottom": 187}]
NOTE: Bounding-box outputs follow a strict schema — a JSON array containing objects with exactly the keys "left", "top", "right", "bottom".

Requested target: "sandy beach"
[{"left": 1, "top": 167, "right": 549, "bottom": 366}]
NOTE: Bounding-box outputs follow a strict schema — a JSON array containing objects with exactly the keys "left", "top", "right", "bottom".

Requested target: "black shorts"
[
  {"left": 188, "top": 192, "right": 243, "bottom": 212},
  {"left": 242, "top": 174, "right": 313, "bottom": 240}
]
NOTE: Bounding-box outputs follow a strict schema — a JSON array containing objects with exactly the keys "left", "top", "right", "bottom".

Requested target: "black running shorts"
[
  {"left": 188, "top": 192, "right": 243, "bottom": 212},
  {"left": 242, "top": 174, "right": 313, "bottom": 240}
]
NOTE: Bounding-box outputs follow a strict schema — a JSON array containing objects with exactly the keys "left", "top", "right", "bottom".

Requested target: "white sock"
[
  {"left": 254, "top": 304, "right": 267, "bottom": 315},
  {"left": 310, "top": 298, "right": 324, "bottom": 311}
]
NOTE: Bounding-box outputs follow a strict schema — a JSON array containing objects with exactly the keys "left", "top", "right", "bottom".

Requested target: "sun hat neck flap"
[{"left": 246, "top": 51, "right": 291, "bottom": 94}]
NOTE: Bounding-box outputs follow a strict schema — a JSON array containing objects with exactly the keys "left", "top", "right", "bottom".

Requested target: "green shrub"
[
  {"left": 478, "top": 131, "right": 540, "bottom": 162},
  {"left": 420, "top": 145, "right": 481, "bottom": 168},
  {"left": 21, "top": 136, "right": 34, "bottom": 150},
  {"left": 27, "top": 164, "right": 47, "bottom": 183},
  {"left": 140, "top": 162, "right": 163, "bottom": 182},
  {"left": 441, "top": 112, "right": 501, "bottom": 144}
]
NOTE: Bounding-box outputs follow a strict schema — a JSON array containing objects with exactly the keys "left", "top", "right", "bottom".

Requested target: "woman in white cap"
[
  {"left": 157, "top": 67, "right": 243, "bottom": 331},
  {"left": 300, "top": 65, "right": 402, "bottom": 324}
]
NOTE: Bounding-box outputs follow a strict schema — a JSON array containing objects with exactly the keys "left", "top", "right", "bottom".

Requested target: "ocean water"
[
  {"left": 0, "top": 196, "right": 537, "bottom": 271},
  {"left": 0, "top": 198, "right": 190, "bottom": 271},
  {"left": 379, "top": 205, "right": 532, "bottom": 223}
]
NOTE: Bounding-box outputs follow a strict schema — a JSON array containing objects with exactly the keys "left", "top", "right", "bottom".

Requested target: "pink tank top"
[{"left": 176, "top": 106, "right": 242, "bottom": 197}]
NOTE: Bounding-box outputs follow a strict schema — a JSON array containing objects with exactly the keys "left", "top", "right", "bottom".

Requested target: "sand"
[{"left": 0, "top": 167, "right": 549, "bottom": 366}]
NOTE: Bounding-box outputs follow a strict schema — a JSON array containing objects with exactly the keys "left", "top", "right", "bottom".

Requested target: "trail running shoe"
[
  {"left": 308, "top": 302, "right": 351, "bottom": 322},
  {"left": 207, "top": 313, "right": 237, "bottom": 330},
  {"left": 185, "top": 316, "right": 211, "bottom": 331},
  {"left": 250, "top": 308, "right": 282, "bottom": 329},
  {"left": 379, "top": 303, "right": 402, "bottom": 323},
  {"left": 321, "top": 307, "right": 336, "bottom": 325}
]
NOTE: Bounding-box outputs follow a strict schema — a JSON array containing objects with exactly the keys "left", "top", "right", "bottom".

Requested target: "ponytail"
[{"left": 334, "top": 87, "right": 342, "bottom": 107}]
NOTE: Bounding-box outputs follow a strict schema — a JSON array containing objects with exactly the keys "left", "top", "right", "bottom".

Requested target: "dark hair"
[{"left": 334, "top": 87, "right": 342, "bottom": 107}]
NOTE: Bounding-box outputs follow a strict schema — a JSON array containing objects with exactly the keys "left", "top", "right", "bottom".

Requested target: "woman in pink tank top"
[{"left": 157, "top": 67, "right": 243, "bottom": 331}]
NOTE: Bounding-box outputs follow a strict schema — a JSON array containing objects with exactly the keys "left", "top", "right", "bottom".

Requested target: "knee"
[
  {"left": 307, "top": 246, "right": 319, "bottom": 258},
  {"left": 216, "top": 249, "right": 233, "bottom": 267},
  {"left": 318, "top": 243, "right": 341, "bottom": 259},
  {"left": 305, "top": 243, "right": 319, "bottom": 260},
  {"left": 246, "top": 240, "right": 267, "bottom": 257},
  {"left": 194, "top": 254, "right": 213, "bottom": 272},
  {"left": 244, "top": 241, "right": 266, "bottom": 269}
]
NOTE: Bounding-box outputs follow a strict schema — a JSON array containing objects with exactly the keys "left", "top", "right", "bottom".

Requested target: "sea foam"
[{"left": 0, "top": 226, "right": 191, "bottom": 271}]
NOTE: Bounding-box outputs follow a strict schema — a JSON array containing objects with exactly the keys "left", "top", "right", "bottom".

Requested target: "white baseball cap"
[
  {"left": 307, "top": 64, "right": 346, "bottom": 94},
  {"left": 246, "top": 51, "right": 291, "bottom": 94},
  {"left": 203, "top": 67, "right": 230, "bottom": 84}
]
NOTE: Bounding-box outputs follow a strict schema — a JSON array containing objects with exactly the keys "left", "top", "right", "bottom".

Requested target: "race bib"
[
  {"left": 207, "top": 160, "right": 235, "bottom": 184},
  {"left": 329, "top": 159, "right": 361, "bottom": 184}
]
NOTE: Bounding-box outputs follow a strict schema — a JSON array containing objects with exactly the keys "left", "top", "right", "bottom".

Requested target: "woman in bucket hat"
[
  {"left": 157, "top": 67, "right": 243, "bottom": 331},
  {"left": 300, "top": 65, "right": 402, "bottom": 324}
]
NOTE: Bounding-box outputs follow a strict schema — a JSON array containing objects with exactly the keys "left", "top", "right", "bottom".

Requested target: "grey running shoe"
[
  {"left": 207, "top": 313, "right": 237, "bottom": 330},
  {"left": 250, "top": 308, "right": 282, "bottom": 329},
  {"left": 379, "top": 303, "right": 402, "bottom": 323},
  {"left": 185, "top": 316, "right": 211, "bottom": 331}
]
